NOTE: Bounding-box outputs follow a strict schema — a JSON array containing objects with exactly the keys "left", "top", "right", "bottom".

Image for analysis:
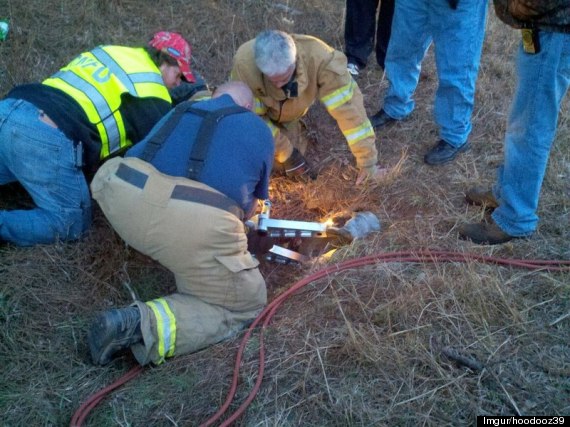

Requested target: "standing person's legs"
[
  {"left": 382, "top": 0, "right": 431, "bottom": 120},
  {"left": 492, "top": 32, "right": 570, "bottom": 236},
  {"left": 0, "top": 99, "right": 91, "bottom": 245},
  {"left": 431, "top": 0, "right": 488, "bottom": 148},
  {"left": 375, "top": 0, "right": 395, "bottom": 69},
  {"left": 344, "top": 0, "right": 380, "bottom": 69}
]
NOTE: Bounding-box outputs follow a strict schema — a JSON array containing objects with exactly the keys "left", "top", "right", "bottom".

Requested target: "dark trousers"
[{"left": 344, "top": 0, "right": 395, "bottom": 69}]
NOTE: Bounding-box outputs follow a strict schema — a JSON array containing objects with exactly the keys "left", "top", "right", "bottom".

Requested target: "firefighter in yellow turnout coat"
[{"left": 231, "top": 30, "right": 386, "bottom": 184}]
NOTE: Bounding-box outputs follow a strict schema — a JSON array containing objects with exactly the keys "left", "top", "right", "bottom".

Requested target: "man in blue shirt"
[{"left": 87, "top": 81, "right": 274, "bottom": 366}]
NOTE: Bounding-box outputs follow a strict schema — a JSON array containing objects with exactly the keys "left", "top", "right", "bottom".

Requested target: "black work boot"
[
  {"left": 458, "top": 220, "right": 515, "bottom": 245},
  {"left": 277, "top": 148, "right": 317, "bottom": 182},
  {"left": 465, "top": 187, "right": 498, "bottom": 210},
  {"left": 424, "top": 140, "right": 470, "bottom": 165},
  {"left": 369, "top": 109, "right": 398, "bottom": 129},
  {"left": 88, "top": 306, "right": 142, "bottom": 365}
]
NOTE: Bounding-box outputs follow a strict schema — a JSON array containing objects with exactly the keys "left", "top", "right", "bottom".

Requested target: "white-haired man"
[{"left": 231, "top": 30, "right": 386, "bottom": 184}]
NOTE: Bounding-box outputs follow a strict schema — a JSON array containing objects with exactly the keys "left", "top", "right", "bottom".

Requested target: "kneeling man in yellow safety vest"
[{"left": 0, "top": 31, "right": 198, "bottom": 246}]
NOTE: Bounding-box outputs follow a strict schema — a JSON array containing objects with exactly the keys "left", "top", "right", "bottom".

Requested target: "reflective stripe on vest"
[
  {"left": 90, "top": 47, "right": 165, "bottom": 95},
  {"left": 264, "top": 117, "right": 279, "bottom": 137},
  {"left": 146, "top": 298, "right": 177, "bottom": 364},
  {"left": 43, "top": 46, "right": 171, "bottom": 159}
]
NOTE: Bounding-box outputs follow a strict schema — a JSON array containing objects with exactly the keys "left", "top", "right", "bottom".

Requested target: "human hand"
[
  {"left": 508, "top": 1, "right": 543, "bottom": 21},
  {"left": 246, "top": 229, "right": 275, "bottom": 255},
  {"left": 355, "top": 164, "right": 389, "bottom": 185}
]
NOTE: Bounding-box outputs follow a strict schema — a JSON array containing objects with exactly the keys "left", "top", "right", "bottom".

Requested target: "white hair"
[{"left": 254, "top": 30, "right": 297, "bottom": 76}]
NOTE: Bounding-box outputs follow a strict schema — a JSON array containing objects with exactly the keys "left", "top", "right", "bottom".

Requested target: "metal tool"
[{"left": 246, "top": 200, "right": 380, "bottom": 264}]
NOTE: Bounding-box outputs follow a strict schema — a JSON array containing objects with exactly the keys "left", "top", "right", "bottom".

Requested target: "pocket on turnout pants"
[{"left": 213, "top": 252, "right": 266, "bottom": 311}]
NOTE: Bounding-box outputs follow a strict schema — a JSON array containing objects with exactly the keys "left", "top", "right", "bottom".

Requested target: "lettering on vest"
[
  {"left": 93, "top": 66, "right": 111, "bottom": 83},
  {"left": 70, "top": 55, "right": 111, "bottom": 83},
  {"left": 72, "top": 55, "right": 98, "bottom": 68}
]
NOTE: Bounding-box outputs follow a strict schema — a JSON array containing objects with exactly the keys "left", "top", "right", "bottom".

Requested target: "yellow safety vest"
[{"left": 43, "top": 46, "right": 172, "bottom": 159}]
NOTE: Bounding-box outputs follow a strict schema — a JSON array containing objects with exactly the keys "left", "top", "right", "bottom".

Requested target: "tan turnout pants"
[
  {"left": 91, "top": 157, "right": 266, "bottom": 365},
  {"left": 273, "top": 119, "right": 310, "bottom": 163}
]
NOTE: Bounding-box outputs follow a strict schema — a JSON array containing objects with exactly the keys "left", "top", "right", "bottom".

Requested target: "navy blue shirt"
[{"left": 127, "top": 94, "right": 274, "bottom": 216}]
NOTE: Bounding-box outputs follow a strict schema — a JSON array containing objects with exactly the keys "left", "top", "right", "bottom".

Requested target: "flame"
[{"left": 321, "top": 217, "right": 335, "bottom": 227}]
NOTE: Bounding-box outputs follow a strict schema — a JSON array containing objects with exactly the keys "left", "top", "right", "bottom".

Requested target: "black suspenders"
[{"left": 141, "top": 101, "right": 248, "bottom": 180}]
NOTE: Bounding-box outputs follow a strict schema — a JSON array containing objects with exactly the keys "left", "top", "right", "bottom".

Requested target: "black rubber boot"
[
  {"left": 424, "top": 140, "right": 470, "bottom": 165},
  {"left": 369, "top": 109, "right": 397, "bottom": 129},
  {"left": 88, "top": 306, "right": 142, "bottom": 365}
]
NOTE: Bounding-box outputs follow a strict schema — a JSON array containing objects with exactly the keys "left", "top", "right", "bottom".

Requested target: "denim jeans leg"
[
  {"left": 0, "top": 99, "right": 21, "bottom": 186},
  {"left": 432, "top": 0, "right": 487, "bottom": 147},
  {"left": 382, "top": 0, "right": 431, "bottom": 120},
  {"left": 0, "top": 99, "right": 91, "bottom": 246},
  {"left": 492, "top": 32, "right": 570, "bottom": 236}
]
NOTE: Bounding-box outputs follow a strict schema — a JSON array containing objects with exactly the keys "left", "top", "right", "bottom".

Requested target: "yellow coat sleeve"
[{"left": 317, "top": 50, "right": 378, "bottom": 170}]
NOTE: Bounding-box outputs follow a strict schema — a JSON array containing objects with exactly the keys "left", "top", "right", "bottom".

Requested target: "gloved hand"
[
  {"left": 278, "top": 148, "right": 317, "bottom": 182},
  {"left": 246, "top": 229, "right": 275, "bottom": 256},
  {"left": 508, "top": 1, "right": 543, "bottom": 21},
  {"left": 356, "top": 164, "right": 389, "bottom": 185}
]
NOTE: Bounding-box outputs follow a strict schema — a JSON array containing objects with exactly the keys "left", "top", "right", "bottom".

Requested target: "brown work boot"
[
  {"left": 465, "top": 187, "right": 498, "bottom": 210},
  {"left": 458, "top": 220, "right": 515, "bottom": 245}
]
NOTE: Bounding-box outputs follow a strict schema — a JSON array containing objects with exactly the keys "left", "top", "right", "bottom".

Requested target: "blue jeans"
[
  {"left": 382, "top": 0, "right": 487, "bottom": 147},
  {"left": 0, "top": 99, "right": 91, "bottom": 245},
  {"left": 492, "top": 31, "right": 570, "bottom": 237}
]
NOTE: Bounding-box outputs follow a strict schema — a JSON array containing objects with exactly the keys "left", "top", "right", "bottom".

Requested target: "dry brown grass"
[{"left": 1, "top": 0, "right": 569, "bottom": 426}]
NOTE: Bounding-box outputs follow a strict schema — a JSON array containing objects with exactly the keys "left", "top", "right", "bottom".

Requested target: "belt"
[{"left": 115, "top": 162, "right": 244, "bottom": 220}]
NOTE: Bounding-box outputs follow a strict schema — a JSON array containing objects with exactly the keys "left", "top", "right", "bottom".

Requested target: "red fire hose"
[{"left": 71, "top": 250, "right": 570, "bottom": 427}]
